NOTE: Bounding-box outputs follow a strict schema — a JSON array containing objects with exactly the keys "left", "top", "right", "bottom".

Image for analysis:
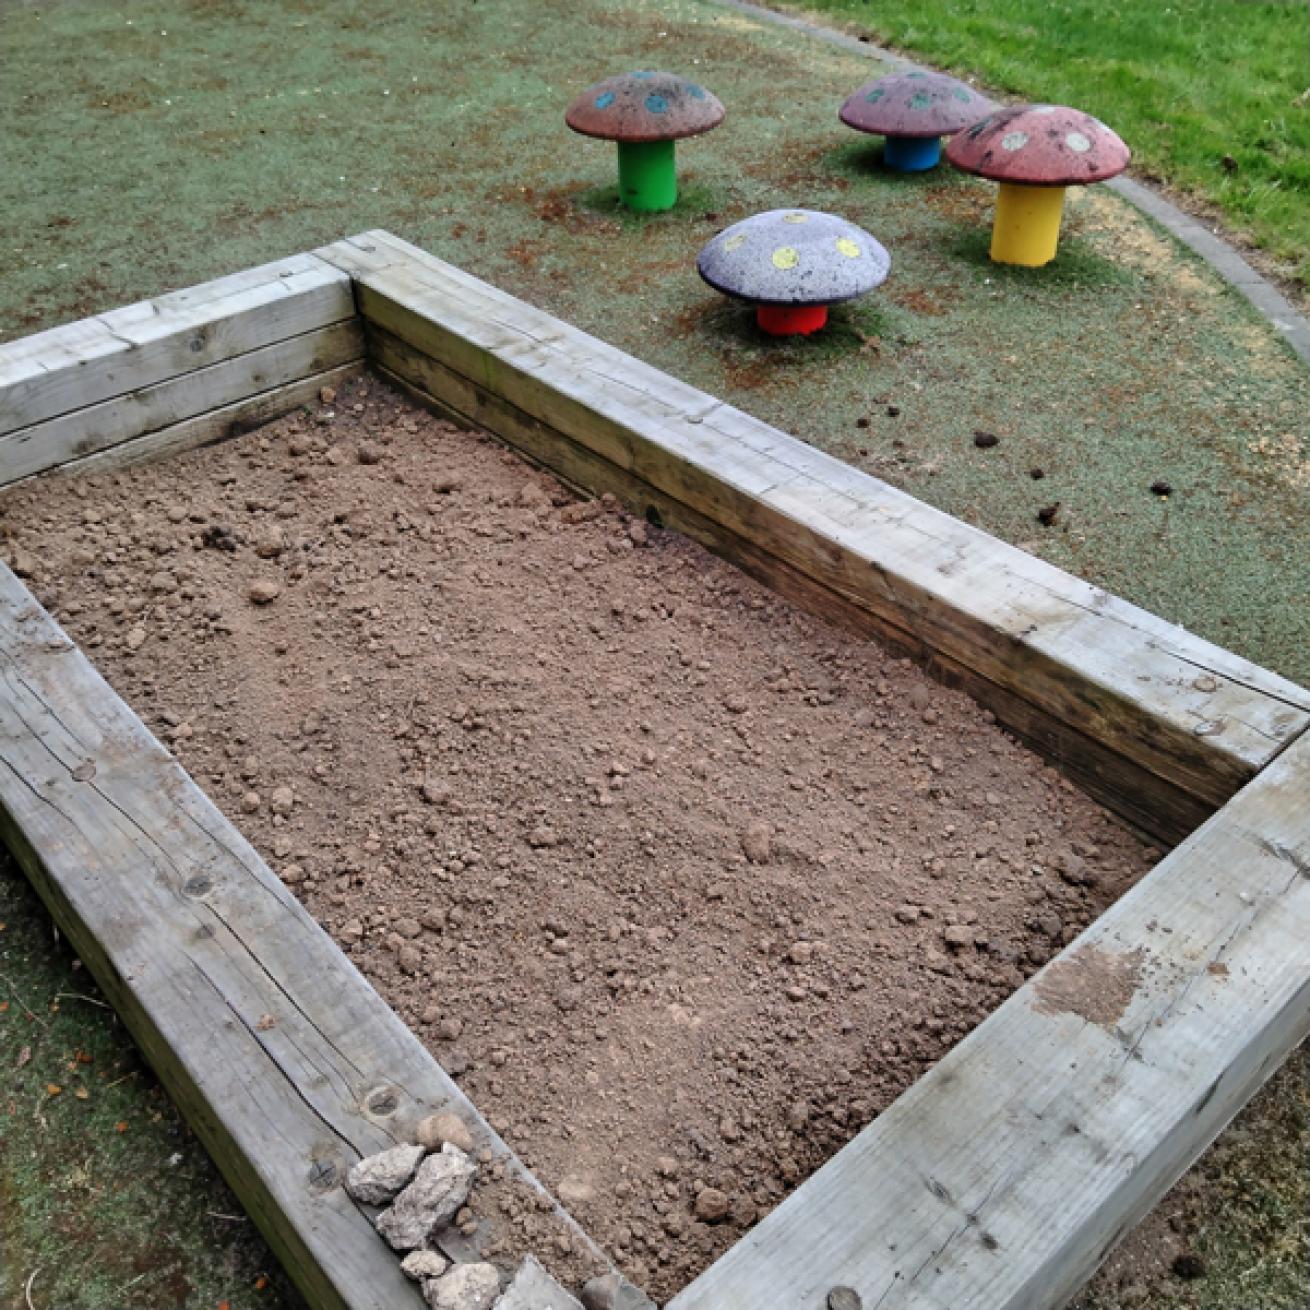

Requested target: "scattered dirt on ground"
[
  {"left": 3, "top": 375, "right": 1156, "bottom": 1301},
  {"left": 1081, "top": 190, "right": 1217, "bottom": 300},
  {"left": 887, "top": 284, "right": 959, "bottom": 317},
  {"left": 918, "top": 182, "right": 991, "bottom": 225}
]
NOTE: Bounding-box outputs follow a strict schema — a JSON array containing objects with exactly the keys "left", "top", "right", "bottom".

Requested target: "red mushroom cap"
[
  {"left": 839, "top": 71, "right": 993, "bottom": 140},
  {"left": 946, "top": 104, "right": 1130, "bottom": 185},
  {"left": 565, "top": 71, "right": 725, "bottom": 144}
]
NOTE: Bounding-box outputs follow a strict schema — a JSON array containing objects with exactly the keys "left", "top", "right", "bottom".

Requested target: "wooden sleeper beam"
[
  {"left": 669, "top": 730, "right": 1310, "bottom": 1310},
  {"left": 0, "top": 567, "right": 607, "bottom": 1310},
  {"left": 317, "top": 230, "right": 1310, "bottom": 845}
]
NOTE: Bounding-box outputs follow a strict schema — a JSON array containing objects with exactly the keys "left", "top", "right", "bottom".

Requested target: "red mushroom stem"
[{"left": 756, "top": 304, "right": 829, "bottom": 336}]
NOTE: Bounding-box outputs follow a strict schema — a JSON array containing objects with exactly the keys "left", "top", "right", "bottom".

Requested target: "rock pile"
[{"left": 346, "top": 1113, "right": 654, "bottom": 1310}]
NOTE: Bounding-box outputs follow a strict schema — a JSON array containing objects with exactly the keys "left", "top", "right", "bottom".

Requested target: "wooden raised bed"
[{"left": 2, "top": 233, "right": 1308, "bottom": 1310}]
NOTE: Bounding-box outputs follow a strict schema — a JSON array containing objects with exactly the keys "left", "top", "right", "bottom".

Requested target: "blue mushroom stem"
[{"left": 883, "top": 135, "right": 942, "bottom": 172}]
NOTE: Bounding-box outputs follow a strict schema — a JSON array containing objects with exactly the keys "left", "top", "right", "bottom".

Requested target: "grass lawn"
[{"left": 785, "top": 0, "right": 1310, "bottom": 292}]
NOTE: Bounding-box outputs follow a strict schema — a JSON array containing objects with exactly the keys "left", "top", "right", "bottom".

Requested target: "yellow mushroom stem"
[{"left": 990, "top": 182, "right": 1067, "bottom": 267}]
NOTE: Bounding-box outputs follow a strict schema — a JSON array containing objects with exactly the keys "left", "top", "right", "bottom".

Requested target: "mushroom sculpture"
[
  {"left": 565, "top": 71, "right": 725, "bottom": 212},
  {"left": 945, "top": 104, "right": 1131, "bottom": 266},
  {"left": 697, "top": 209, "right": 890, "bottom": 337},
  {"left": 839, "top": 70, "right": 992, "bottom": 172}
]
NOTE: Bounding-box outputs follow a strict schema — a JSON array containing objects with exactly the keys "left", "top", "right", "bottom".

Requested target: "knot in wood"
[
  {"left": 365, "top": 1085, "right": 399, "bottom": 1116},
  {"left": 307, "top": 1158, "right": 340, "bottom": 1192}
]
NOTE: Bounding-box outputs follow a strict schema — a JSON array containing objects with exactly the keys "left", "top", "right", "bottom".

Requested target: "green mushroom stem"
[{"left": 616, "top": 139, "right": 677, "bottom": 212}]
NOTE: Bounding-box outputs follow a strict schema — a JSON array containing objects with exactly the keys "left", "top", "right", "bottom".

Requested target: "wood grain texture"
[
  {"left": 0, "top": 566, "right": 606, "bottom": 1310},
  {"left": 0, "top": 253, "right": 355, "bottom": 435},
  {"left": 50, "top": 361, "right": 366, "bottom": 483},
  {"left": 321, "top": 230, "right": 1310, "bottom": 843},
  {"left": 670, "top": 731, "right": 1310, "bottom": 1310},
  {"left": 0, "top": 320, "right": 363, "bottom": 484}
]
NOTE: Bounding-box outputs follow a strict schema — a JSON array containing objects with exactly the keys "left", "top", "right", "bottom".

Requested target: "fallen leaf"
[
  {"left": 115, "top": 1120, "right": 128, "bottom": 1133},
  {"left": 255, "top": 1275, "right": 269, "bottom": 1291},
  {"left": 74, "top": 1087, "right": 90, "bottom": 1100},
  {"left": 46, "top": 1083, "right": 63, "bottom": 1097},
  {"left": 0, "top": 1002, "right": 9, "bottom": 1013},
  {"left": 75, "top": 1048, "right": 93, "bottom": 1064}
]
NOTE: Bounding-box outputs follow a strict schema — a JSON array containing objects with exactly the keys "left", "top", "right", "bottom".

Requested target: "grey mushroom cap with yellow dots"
[{"left": 697, "top": 210, "right": 891, "bottom": 306}]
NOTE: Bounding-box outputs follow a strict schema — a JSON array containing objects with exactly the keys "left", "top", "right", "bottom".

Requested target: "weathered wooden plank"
[
  {"left": 49, "top": 361, "right": 366, "bottom": 483},
  {"left": 321, "top": 231, "right": 1310, "bottom": 843},
  {"left": 0, "top": 320, "right": 364, "bottom": 484},
  {"left": 0, "top": 566, "right": 606, "bottom": 1310},
  {"left": 371, "top": 327, "right": 1212, "bottom": 840},
  {"left": 5, "top": 364, "right": 360, "bottom": 489},
  {"left": 670, "top": 731, "right": 1310, "bottom": 1310},
  {"left": 0, "top": 253, "right": 355, "bottom": 434}
]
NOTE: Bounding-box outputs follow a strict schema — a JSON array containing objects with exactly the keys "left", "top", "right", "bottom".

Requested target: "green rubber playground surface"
[
  {"left": 2, "top": 0, "right": 1307, "bottom": 1306},
  {"left": 0, "top": 857, "right": 302, "bottom": 1310}
]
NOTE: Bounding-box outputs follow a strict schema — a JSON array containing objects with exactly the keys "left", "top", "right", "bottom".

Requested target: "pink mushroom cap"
[
  {"left": 946, "top": 104, "right": 1130, "bottom": 185},
  {"left": 839, "top": 71, "right": 993, "bottom": 139},
  {"left": 565, "top": 71, "right": 725, "bottom": 144}
]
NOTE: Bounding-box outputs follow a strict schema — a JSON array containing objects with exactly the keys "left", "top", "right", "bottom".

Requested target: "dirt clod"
[
  {"left": 693, "top": 1187, "right": 731, "bottom": 1223},
  {"left": 740, "top": 820, "right": 773, "bottom": 864},
  {"left": 417, "top": 1112, "right": 477, "bottom": 1155}
]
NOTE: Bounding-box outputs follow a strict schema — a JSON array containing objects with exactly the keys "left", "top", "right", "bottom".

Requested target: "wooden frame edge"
[
  {"left": 3, "top": 238, "right": 1309, "bottom": 1310},
  {"left": 0, "top": 252, "right": 362, "bottom": 487},
  {"left": 0, "top": 567, "right": 608, "bottom": 1310},
  {"left": 669, "top": 730, "right": 1310, "bottom": 1309},
  {"left": 317, "top": 230, "right": 1310, "bottom": 846}
]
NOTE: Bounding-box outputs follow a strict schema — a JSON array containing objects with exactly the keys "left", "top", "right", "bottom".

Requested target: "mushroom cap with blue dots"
[
  {"left": 839, "top": 71, "right": 993, "bottom": 139},
  {"left": 697, "top": 210, "right": 891, "bottom": 306},
  {"left": 946, "top": 104, "right": 1130, "bottom": 185},
  {"left": 565, "top": 71, "right": 725, "bottom": 143}
]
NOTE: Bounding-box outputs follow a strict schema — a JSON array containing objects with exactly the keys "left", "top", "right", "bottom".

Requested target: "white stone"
[
  {"left": 376, "top": 1144, "right": 477, "bottom": 1251},
  {"left": 402, "top": 1249, "right": 451, "bottom": 1282},
  {"left": 423, "top": 1261, "right": 501, "bottom": 1310},
  {"left": 344, "top": 1142, "right": 426, "bottom": 1206},
  {"left": 580, "top": 1273, "right": 658, "bottom": 1310}
]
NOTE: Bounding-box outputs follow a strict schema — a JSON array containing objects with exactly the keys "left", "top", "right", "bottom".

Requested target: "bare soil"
[{"left": 2, "top": 375, "right": 1155, "bottom": 1301}]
